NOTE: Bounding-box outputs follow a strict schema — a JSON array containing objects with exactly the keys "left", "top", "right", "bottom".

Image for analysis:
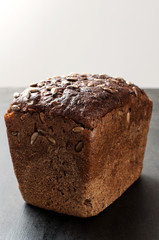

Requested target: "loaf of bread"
[{"left": 4, "top": 73, "right": 152, "bottom": 217}]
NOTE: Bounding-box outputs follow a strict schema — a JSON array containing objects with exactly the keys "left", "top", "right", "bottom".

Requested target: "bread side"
[
  {"left": 5, "top": 111, "right": 93, "bottom": 216},
  {"left": 82, "top": 92, "right": 152, "bottom": 216}
]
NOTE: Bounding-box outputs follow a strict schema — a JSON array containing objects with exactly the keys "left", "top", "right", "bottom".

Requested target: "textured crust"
[
  {"left": 4, "top": 73, "right": 152, "bottom": 217},
  {"left": 8, "top": 73, "right": 146, "bottom": 128}
]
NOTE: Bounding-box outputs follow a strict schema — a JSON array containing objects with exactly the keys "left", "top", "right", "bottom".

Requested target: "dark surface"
[{"left": 0, "top": 88, "right": 159, "bottom": 240}]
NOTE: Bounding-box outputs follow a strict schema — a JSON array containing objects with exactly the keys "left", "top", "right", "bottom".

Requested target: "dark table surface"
[{"left": 0, "top": 88, "right": 159, "bottom": 240}]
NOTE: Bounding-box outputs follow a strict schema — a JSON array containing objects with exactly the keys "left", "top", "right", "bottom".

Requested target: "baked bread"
[{"left": 4, "top": 73, "right": 152, "bottom": 217}]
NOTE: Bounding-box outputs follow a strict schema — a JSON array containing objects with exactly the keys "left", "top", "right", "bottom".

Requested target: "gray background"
[{"left": 0, "top": 0, "right": 159, "bottom": 88}]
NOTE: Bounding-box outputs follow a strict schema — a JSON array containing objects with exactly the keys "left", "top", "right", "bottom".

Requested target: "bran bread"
[{"left": 4, "top": 73, "right": 152, "bottom": 217}]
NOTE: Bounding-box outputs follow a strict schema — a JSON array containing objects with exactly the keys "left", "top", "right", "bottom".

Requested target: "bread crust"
[{"left": 8, "top": 73, "right": 146, "bottom": 128}]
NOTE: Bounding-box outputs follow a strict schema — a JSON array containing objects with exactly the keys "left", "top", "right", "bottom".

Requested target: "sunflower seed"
[
  {"left": 13, "top": 92, "right": 20, "bottom": 98},
  {"left": 37, "top": 82, "right": 45, "bottom": 87},
  {"left": 66, "top": 77, "right": 78, "bottom": 82},
  {"left": 75, "top": 141, "right": 83, "bottom": 152},
  {"left": 46, "top": 86, "right": 53, "bottom": 91},
  {"left": 54, "top": 76, "right": 61, "bottom": 79},
  {"left": 97, "top": 84, "right": 105, "bottom": 88},
  {"left": 11, "top": 105, "right": 20, "bottom": 112},
  {"left": 62, "top": 80, "right": 70, "bottom": 85},
  {"left": 110, "top": 79, "right": 118, "bottom": 83},
  {"left": 68, "top": 85, "right": 78, "bottom": 88},
  {"left": 37, "top": 129, "right": 46, "bottom": 135},
  {"left": 126, "top": 81, "right": 132, "bottom": 85},
  {"left": 28, "top": 108, "right": 36, "bottom": 113},
  {"left": 51, "top": 79, "right": 57, "bottom": 84},
  {"left": 99, "top": 74, "right": 107, "bottom": 79},
  {"left": 27, "top": 100, "right": 34, "bottom": 105},
  {"left": 102, "top": 87, "right": 114, "bottom": 93},
  {"left": 118, "top": 110, "right": 123, "bottom": 116},
  {"left": 132, "top": 87, "right": 138, "bottom": 96},
  {"left": 47, "top": 136, "right": 56, "bottom": 144},
  {"left": 92, "top": 74, "right": 98, "bottom": 78},
  {"left": 30, "top": 82, "right": 38, "bottom": 87},
  {"left": 51, "top": 87, "right": 58, "bottom": 95},
  {"left": 71, "top": 73, "right": 78, "bottom": 77},
  {"left": 116, "top": 77, "right": 125, "bottom": 82},
  {"left": 72, "top": 127, "right": 84, "bottom": 133},
  {"left": 113, "top": 89, "right": 119, "bottom": 92},
  {"left": 127, "top": 112, "right": 130, "bottom": 124},
  {"left": 23, "top": 90, "right": 31, "bottom": 99},
  {"left": 39, "top": 112, "right": 45, "bottom": 123},
  {"left": 49, "top": 127, "right": 53, "bottom": 136},
  {"left": 87, "top": 82, "right": 94, "bottom": 87},
  {"left": 81, "top": 74, "right": 88, "bottom": 77},
  {"left": 94, "top": 78, "right": 100, "bottom": 81},
  {"left": 31, "top": 132, "right": 38, "bottom": 145},
  {"left": 11, "top": 132, "right": 18, "bottom": 136},
  {"left": 30, "top": 87, "right": 40, "bottom": 93},
  {"left": 80, "top": 76, "right": 87, "bottom": 80},
  {"left": 67, "top": 73, "right": 78, "bottom": 77}
]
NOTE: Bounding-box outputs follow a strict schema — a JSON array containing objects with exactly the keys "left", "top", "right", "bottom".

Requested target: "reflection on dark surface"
[{"left": 8, "top": 175, "right": 159, "bottom": 240}]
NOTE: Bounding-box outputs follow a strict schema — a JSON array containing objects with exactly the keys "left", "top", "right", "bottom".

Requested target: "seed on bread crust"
[
  {"left": 72, "top": 127, "right": 84, "bottom": 133},
  {"left": 75, "top": 141, "right": 83, "bottom": 152},
  {"left": 11, "top": 132, "right": 18, "bottom": 136},
  {"left": 68, "top": 73, "right": 79, "bottom": 77},
  {"left": 132, "top": 87, "right": 138, "bottom": 96},
  {"left": 30, "top": 87, "right": 40, "bottom": 93},
  {"left": 30, "top": 82, "right": 38, "bottom": 87},
  {"left": 102, "top": 87, "right": 114, "bottom": 93},
  {"left": 23, "top": 90, "right": 31, "bottom": 99},
  {"left": 39, "top": 112, "right": 45, "bottom": 123},
  {"left": 94, "top": 78, "right": 100, "bottom": 81},
  {"left": 11, "top": 131, "right": 20, "bottom": 142},
  {"left": 37, "top": 129, "right": 46, "bottom": 135},
  {"left": 62, "top": 80, "right": 70, "bottom": 85},
  {"left": 46, "top": 86, "right": 53, "bottom": 90},
  {"left": 68, "top": 85, "right": 78, "bottom": 89},
  {"left": 37, "top": 82, "right": 45, "bottom": 87},
  {"left": 99, "top": 74, "right": 107, "bottom": 79},
  {"left": 110, "top": 79, "right": 118, "bottom": 83},
  {"left": 66, "top": 77, "right": 78, "bottom": 82},
  {"left": 13, "top": 92, "right": 20, "bottom": 98},
  {"left": 11, "top": 105, "right": 20, "bottom": 112},
  {"left": 51, "top": 87, "right": 58, "bottom": 95},
  {"left": 97, "top": 84, "right": 105, "bottom": 88},
  {"left": 116, "top": 77, "right": 125, "bottom": 82},
  {"left": 47, "top": 136, "right": 56, "bottom": 144},
  {"left": 118, "top": 110, "right": 123, "bottom": 116},
  {"left": 87, "top": 82, "right": 94, "bottom": 87},
  {"left": 27, "top": 100, "right": 34, "bottom": 106},
  {"left": 31, "top": 132, "right": 38, "bottom": 145},
  {"left": 108, "top": 78, "right": 119, "bottom": 83},
  {"left": 49, "top": 127, "right": 53, "bottom": 136},
  {"left": 126, "top": 81, "right": 132, "bottom": 85},
  {"left": 127, "top": 112, "right": 130, "bottom": 124}
]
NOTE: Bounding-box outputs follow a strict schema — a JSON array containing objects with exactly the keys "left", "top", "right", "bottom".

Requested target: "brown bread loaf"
[{"left": 4, "top": 73, "right": 152, "bottom": 217}]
